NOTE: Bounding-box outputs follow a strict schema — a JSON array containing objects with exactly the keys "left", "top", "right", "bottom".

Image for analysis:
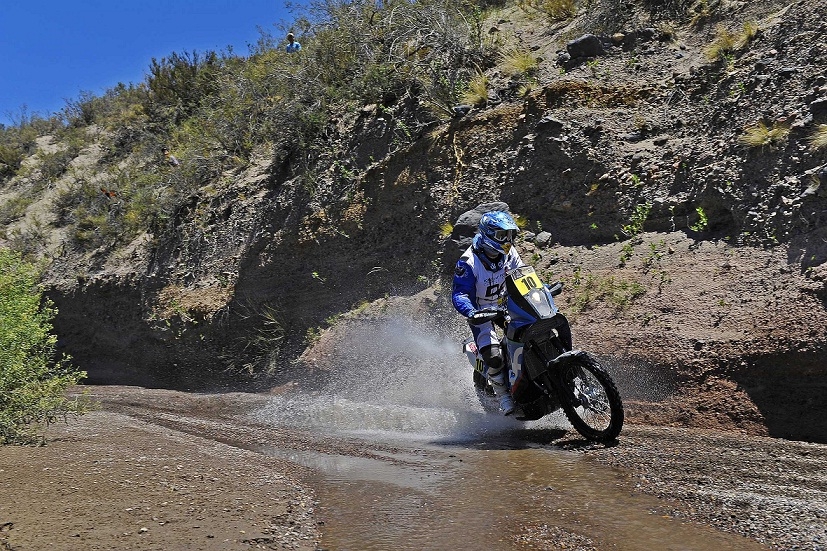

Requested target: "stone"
[
  {"left": 566, "top": 34, "right": 604, "bottom": 59},
  {"left": 452, "top": 105, "right": 472, "bottom": 118},
  {"left": 536, "top": 116, "right": 565, "bottom": 133},
  {"left": 534, "top": 231, "right": 553, "bottom": 247},
  {"left": 453, "top": 202, "right": 511, "bottom": 238},
  {"left": 809, "top": 98, "right": 827, "bottom": 117}
]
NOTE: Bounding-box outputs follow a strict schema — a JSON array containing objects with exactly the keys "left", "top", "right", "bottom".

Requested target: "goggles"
[{"left": 492, "top": 229, "right": 516, "bottom": 242}]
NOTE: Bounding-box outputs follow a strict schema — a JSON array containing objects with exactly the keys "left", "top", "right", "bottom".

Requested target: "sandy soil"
[{"left": 0, "top": 409, "right": 319, "bottom": 551}]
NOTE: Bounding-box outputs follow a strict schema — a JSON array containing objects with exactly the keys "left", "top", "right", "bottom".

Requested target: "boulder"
[
  {"left": 534, "top": 231, "right": 553, "bottom": 248},
  {"left": 453, "top": 202, "right": 511, "bottom": 240},
  {"left": 566, "top": 34, "right": 604, "bottom": 59}
]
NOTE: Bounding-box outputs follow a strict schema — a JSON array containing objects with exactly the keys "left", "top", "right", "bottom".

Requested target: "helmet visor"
[{"left": 493, "top": 229, "right": 516, "bottom": 243}]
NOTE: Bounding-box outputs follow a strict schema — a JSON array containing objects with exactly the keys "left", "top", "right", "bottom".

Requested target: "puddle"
[
  {"left": 260, "top": 439, "right": 767, "bottom": 551},
  {"left": 249, "top": 319, "right": 768, "bottom": 549}
]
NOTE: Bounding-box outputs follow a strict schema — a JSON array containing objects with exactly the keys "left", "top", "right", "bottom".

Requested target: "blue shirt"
[{"left": 286, "top": 41, "right": 301, "bottom": 53}]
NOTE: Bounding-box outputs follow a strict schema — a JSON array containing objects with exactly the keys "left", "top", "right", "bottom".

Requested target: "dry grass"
[
  {"left": 518, "top": 81, "right": 538, "bottom": 97},
  {"left": 738, "top": 20, "right": 760, "bottom": 47},
  {"left": 704, "top": 21, "right": 759, "bottom": 60},
  {"left": 657, "top": 22, "right": 678, "bottom": 42},
  {"left": 690, "top": 0, "right": 713, "bottom": 27},
  {"left": 513, "top": 214, "right": 530, "bottom": 230},
  {"left": 703, "top": 25, "right": 738, "bottom": 60},
  {"left": 500, "top": 48, "right": 539, "bottom": 77},
  {"left": 738, "top": 120, "right": 790, "bottom": 148},
  {"left": 461, "top": 72, "right": 489, "bottom": 107},
  {"left": 516, "top": 0, "right": 576, "bottom": 22},
  {"left": 809, "top": 125, "right": 827, "bottom": 150}
]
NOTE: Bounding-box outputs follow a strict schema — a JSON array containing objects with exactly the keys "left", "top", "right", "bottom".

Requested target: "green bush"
[
  {"left": 0, "top": 122, "right": 40, "bottom": 183},
  {"left": 6, "top": 0, "right": 496, "bottom": 249},
  {"left": 0, "top": 248, "right": 89, "bottom": 444},
  {"left": 0, "top": 143, "right": 25, "bottom": 181},
  {"left": 145, "top": 50, "right": 223, "bottom": 126},
  {"left": 0, "top": 193, "right": 34, "bottom": 225}
]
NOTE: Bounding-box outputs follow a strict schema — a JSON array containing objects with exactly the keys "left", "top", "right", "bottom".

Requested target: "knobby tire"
[{"left": 557, "top": 355, "right": 624, "bottom": 442}]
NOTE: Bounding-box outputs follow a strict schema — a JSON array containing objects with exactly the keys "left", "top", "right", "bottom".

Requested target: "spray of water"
[
  {"left": 598, "top": 354, "right": 678, "bottom": 402},
  {"left": 253, "top": 315, "right": 556, "bottom": 442}
]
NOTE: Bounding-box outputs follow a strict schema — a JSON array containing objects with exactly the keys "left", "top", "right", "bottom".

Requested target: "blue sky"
[{"left": 0, "top": 1, "right": 297, "bottom": 127}]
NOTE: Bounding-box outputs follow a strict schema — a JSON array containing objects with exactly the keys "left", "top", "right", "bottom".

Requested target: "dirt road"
[{"left": 1, "top": 387, "right": 825, "bottom": 550}]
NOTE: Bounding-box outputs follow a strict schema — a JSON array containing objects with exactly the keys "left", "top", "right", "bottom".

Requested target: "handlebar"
[
  {"left": 547, "top": 281, "right": 563, "bottom": 296},
  {"left": 468, "top": 282, "right": 564, "bottom": 325},
  {"left": 468, "top": 308, "right": 505, "bottom": 325}
]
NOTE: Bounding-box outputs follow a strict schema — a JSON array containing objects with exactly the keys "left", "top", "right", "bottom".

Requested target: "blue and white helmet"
[{"left": 474, "top": 211, "right": 519, "bottom": 256}]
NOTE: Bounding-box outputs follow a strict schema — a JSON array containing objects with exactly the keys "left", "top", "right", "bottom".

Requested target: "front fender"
[
  {"left": 546, "top": 349, "right": 590, "bottom": 370},
  {"left": 542, "top": 350, "right": 592, "bottom": 403}
]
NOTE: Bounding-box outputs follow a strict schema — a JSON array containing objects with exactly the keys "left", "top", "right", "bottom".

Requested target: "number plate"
[{"left": 512, "top": 266, "right": 542, "bottom": 296}]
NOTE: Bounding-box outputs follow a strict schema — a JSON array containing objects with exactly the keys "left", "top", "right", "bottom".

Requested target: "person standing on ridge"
[
  {"left": 452, "top": 211, "right": 524, "bottom": 415},
  {"left": 285, "top": 32, "right": 301, "bottom": 53}
]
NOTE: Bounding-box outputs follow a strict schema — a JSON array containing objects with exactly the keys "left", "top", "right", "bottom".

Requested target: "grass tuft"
[
  {"left": 809, "top": 125, "right": 827, "bottom": 150},
  {"left": 703, "top": 25, "right": 738, "bottom": 60},
  {"left": 704, "top": 21, "right": 759, "bottom": 60},
  {"left": 567, "top": 269, "right": 646, "bottom": 315},
  {"left": 461, "top": 72, "right": 489, "bottom": 107},
  {"left": 738, "top": 120, "right": 790, "bottom": 148},
  {"left": 500, "top": 49, "right": 539, "bottom": 77}
]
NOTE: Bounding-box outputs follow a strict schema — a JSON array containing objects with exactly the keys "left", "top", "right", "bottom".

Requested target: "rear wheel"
[{"left": 558, "top": 355, "right": 624, "bottom": 442}]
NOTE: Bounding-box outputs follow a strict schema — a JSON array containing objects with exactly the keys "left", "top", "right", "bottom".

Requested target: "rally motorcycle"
[{"left": 463, "top": 265, "right": 624, "bottom": 442}]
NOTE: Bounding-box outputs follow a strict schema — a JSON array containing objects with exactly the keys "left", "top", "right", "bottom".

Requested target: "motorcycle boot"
[
  {"left": 479, "top": 343, "right": 515, "bottom": 415},
  {"left": 488, "top": 371, "right": 515, "bottom": 416}
]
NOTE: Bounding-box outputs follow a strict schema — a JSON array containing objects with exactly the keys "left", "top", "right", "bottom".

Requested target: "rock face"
[{"left": 4, "top": 0, "right": 827, "bottom": 440}]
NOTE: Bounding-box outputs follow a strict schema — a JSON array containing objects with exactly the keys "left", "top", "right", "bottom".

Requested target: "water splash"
[
  {"left": 253, "top": 315, "right": 564, "bottom": 441},
  {"left": 599, "top": 354, "right": 677, "bottom": 401}
]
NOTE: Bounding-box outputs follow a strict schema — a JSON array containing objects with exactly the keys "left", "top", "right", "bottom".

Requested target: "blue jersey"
[{"left": 452, "top": 243, "right": 524, "bottom": 318}]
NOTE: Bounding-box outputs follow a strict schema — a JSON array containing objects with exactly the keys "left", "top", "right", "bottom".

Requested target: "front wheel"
[{"left": 557, "top": 355, "right": 624, "bottom": 442}]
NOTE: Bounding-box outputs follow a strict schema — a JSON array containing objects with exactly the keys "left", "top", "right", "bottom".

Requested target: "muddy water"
[
  {"left": 246, "top": 319, "right": 767, "bottom": 549},
  {"left": 262, "top": 436, "right": 765, "bottom": 550},
  {"left": 254, "top": 398, "right": 766, "bottom": 550}
]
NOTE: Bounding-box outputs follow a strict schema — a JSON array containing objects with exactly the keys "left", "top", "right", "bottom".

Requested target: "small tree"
[{"left": 0, "top": 248, "right": 89, "bottom": 444}]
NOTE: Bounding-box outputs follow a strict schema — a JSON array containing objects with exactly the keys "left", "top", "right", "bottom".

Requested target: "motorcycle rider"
[{"left": 452, "top": 211, "right": 524, "bottom": 415}]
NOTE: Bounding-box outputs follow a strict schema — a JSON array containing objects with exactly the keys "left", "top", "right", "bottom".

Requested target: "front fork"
[{"left": 524, "top": 337, "right": 586, "bottom": 407}]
